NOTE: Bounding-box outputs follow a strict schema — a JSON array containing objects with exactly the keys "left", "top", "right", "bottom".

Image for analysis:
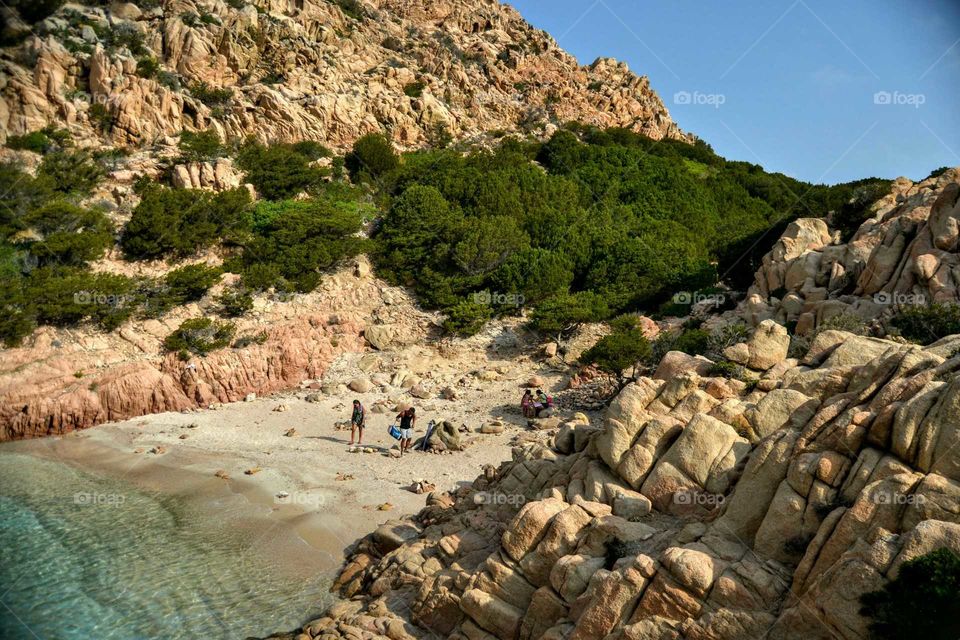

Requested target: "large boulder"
[{"left": 724, "top": 320, "right": 789, "bottom": 371}]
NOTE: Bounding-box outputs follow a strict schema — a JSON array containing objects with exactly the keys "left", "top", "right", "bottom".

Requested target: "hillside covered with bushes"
[{"left": 0, "top": 124, "right": 893, "bottom": 349}]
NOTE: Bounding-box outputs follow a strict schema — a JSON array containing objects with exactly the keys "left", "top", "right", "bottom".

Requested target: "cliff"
[{"left": 1, "top": 0, "right": 689, "bottom": 150}]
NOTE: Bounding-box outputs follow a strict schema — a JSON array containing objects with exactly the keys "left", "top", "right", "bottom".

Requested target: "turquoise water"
[{"left": 0, "top": 452, "right": 333, "bottom": 640}]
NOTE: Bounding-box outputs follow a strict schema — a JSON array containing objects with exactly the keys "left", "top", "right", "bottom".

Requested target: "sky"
[{"left": 509, "top": 0, "right": 960, "bottom": 184}]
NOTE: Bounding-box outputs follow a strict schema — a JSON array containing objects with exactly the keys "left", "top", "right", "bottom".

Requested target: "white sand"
[{"left": 4, "top": 335, "right": 582, "bottom": 571}]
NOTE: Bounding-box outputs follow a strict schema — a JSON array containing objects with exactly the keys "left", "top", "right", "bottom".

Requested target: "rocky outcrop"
[
  {"left": 0, "top": 0, "right": 688, "bottom": 151},
  {"left": 0, "top": 259, "right": 433, "bottom": 440},
  {"left": 740, "top": 169, "right": 960, "bottom": 334},
  {"left": 269, "top": 327, "right": 960, "bottom": 639}
]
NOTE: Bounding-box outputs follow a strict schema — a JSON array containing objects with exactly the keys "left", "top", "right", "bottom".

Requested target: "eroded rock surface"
[
  {"left": 1, "top": 0, "right": 688, "bottom": 151},
  {"left": 271, "top": 330, "right": 960, "bottom": 639}
]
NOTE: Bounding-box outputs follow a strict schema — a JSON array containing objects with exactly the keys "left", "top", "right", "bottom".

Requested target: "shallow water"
[{"left": 0, "top": 451, "right": 333, "bottom": 640}]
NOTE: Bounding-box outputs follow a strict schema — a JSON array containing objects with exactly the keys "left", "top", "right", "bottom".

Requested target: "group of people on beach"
[
  {"left": 520, "top": 388, "right": 552, "bottom": 418},
  {"left": 347, "top": 387, "right": 551, "bottom": 453},
  {"left": 349, "top": 399, "right": 417, "bottom": 456}
]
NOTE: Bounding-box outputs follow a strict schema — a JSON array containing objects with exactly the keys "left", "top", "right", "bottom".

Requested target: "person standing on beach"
[
  {"left": 397, "top": 407, "right": 416, "bottom": 456},
  {"left": 350, "top": 399, "right": 365, "bottom": 446}
]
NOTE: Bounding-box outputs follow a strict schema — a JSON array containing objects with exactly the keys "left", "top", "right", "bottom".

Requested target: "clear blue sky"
[{"left": 509, "top": 0, "right": 960, "bottom": 184}]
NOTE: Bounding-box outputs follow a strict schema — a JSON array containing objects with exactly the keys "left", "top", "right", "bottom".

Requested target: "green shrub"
[
  {"left": 528, "top": 291, "right": 610, "bottom": 339},
  {"left": 20, "top": 201, "right": 113, "bottom": 266},
  {"left": 121, "top": 186, "right": 251, "bottom": 259},
  {"left": 582, "top": 315, "right": 652, "bottom": 382},
  {"left": 232, "top": 331, "right": 268, "bottom": 348},
  {"left": 218, "top": 286, "right": 254, "bottom": 317},
  {"left": 141, "top": 264, "right": 221, "bottom": 317},
  {"left": 707, "top": 360, "right": 746, "bottom": 380},
  {"left": 333, "top": 0, "right": 364, "bottom": 20},
  {"left": 88, "top": 103, "right": 114, "bottom": 132},
  {"left": 860, "top": 548, "right": 960, "bottom": 640},
  {"left": 403, "top": 81, "right": 425, "bottom": 98},
  {"left": 290, "top": 140, "right": 332, "bottom": 160},
  {"left": 164, "top": 264, "right": 222, "bottom": 301},
  {"left": 163, "top": 317, "right": 235, "bottom": 357},
  {"left": 345, "top": 133, "right": 398, "bottom": 183},
  {"left": 442, "top": 299, "right": 493, "bottom": 336},
  {"left": 381, "top": 36, "right": 403, "bottom": 51},
  {"left": 6, "top": 126, "right": 70, "bottom": 154},
  {"left": 235, "top": 196, "right": 367, "bottom": 292},
  {"left": 37, "top": 150, "right": 105, "bottom": 197},
  {"left": 890, "top": 303, "right": 960, "bottom": 344},
  {"left": 236, "top": 142, "right": 326, "bottom": 200},
  {"left": 178, "top": 129, "right": 225, "bottom": 163},
  {"left": 189, "top": 81, "right": 234, "bottom": 108},
  {"left": 832, "top": 181, "right": 891, "bottom": 242},
  {"left": 28, "top": 267, "right": 137, "bottom": 331},
  {"left": 136, "top": 57, "right": 161, "bottom": 79}
]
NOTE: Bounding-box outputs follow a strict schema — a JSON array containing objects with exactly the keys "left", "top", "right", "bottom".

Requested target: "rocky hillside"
[
  {"left": 739, "top": 168, "right": 960, "bottom": 335},
  {"left": 0, "top": 256, "right": 433, "bottom": 440},
  {"left": 271, "top": 321, "right": 960, "bottom": 640},
  {"left": 1, "top": 0, "right": 688, "bottom": 150}
]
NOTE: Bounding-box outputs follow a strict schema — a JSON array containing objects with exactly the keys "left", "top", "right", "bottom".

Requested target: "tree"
[
  {"left": 345, "top": 133, "right": 398, "bottom": 183},
  {"left": 21, "top": 201, "right": 113, "bottom": 266},
  {"left": 528, "top": 291, "right": 610, "bottom": 342},
  {"left": 860, "top": 547, "right": 960, "bottom": 640},
  {"left": 442, "top": 299, "right": 493, "bottom": 336},
  {"left": 236, "top": 142, "right": 326, "bottom": 200},
  {"left": 37, "top": 150, "right": 105, "bottom": 197},
  {"left": 581, "top": 315, "right": 652, "bottom": 385},
  {"left": 178, "top": 129, "right": 225, "bottom": 163}
]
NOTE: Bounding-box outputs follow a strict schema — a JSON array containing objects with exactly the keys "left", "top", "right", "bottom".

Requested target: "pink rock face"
[{"left": 0, "top": 315, "right": 365, "bottom": 441}]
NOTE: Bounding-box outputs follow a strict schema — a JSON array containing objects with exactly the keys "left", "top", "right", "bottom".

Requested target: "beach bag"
[{"left": 388, "top": 424, "right": 402, "bottom": 440}]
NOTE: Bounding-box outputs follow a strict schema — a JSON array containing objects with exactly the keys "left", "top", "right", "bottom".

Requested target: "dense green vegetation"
[
  {"left": 121, "top": 184, "right": 251, "bottom": 259},
  {"left": 890, "top": 303, "right": 960, "bottom": 345},
  {"left": 860, "top": 547, "right": 960, "bottom": 640},
  {"left": 236, "top": 140, "right": 329, "bottom": 200},
  {"left": 1, "top": 122, "right": 895, "bottom": 347},
  {"left": 366, "top": 126, "right": 888, "bottom": 334}
]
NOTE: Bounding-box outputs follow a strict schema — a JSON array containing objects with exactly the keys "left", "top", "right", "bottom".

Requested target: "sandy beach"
[{"left": 1, "top": 336, "right": 577, "bottom": 574}]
